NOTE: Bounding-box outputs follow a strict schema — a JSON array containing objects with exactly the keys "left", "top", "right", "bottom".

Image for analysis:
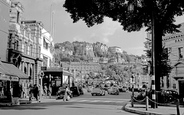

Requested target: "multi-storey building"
[
  {"left": 21, "top": 20, "right": 43, "bottom": 85},
  {"left": 41, "top": 28, "right": 54, "bottom": 68},
  {"left": 162, "top": 22, "right": 184, "bottom": 93},
  {"left": 0, "top": 0, "right": 10, "bottom": 61},
  {"left": 108, "top": 46, "right": 123, "bottom": 54},
  {"left": 0, "top": 0, "right": 34, "bottom": 102},
  {"left": 60, "top": 62, "right": 101, "bottom": 81},
  {"left": 9, "top": 1, "right": 43, "bottom": 87}
]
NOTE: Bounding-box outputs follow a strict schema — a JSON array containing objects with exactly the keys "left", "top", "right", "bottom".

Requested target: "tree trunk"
[{"left": 155, "top": 30, "right": 162, "bottom": 91}]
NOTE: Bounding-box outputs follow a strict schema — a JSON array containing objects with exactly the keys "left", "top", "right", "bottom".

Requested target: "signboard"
[
  {"left": 0, "top": 75, "right": 19, "bottom": 81},
  {"left": 41, "top": 66, "right": 47, "bottom": 71}
]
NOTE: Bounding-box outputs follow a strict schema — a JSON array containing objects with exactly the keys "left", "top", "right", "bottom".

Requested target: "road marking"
[
  {"left": 69, "top": 99, "right": 127, "bottom": 103},
  {"left": 90, "top": 100, "right": 99, "bottom": 102}
]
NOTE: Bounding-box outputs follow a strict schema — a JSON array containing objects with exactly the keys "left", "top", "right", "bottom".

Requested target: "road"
[{"left": 0, "top": 92, "right": 138, "bottom": 115}]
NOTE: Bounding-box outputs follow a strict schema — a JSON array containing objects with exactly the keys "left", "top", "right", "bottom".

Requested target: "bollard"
[
  {"left": 131, "top": 85, "right": 134, "bottom": 107},
  {"left": 176, "top": 99, "right": 180, "bottom": 115},
  {"left": 146, "top": 96, "right": 149, "bottom": 111}
]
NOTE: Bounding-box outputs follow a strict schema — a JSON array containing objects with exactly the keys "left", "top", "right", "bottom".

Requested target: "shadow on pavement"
[{"left": 0, "top": 101, "right": 76, "bottom": 110}]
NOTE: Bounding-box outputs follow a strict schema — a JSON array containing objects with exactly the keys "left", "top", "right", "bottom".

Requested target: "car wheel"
[{"left": 91, "top": 94, "right": 94, "bottom": 96}]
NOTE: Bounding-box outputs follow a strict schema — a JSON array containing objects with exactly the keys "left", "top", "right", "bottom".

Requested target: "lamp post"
[
  {"left": 128, "top": 0, "right": 156, "bottom": 108},
  {"left": 131, "top": 74, "right": 135, "bottom": 107}
]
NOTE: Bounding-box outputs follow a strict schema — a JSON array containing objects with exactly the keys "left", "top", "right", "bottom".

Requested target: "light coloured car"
[
  {"left": 107, "top": 86, "right": 119, "bottom": 95},
  {"left": 91, "top": 88, "right": 106, "bottom": 96}
]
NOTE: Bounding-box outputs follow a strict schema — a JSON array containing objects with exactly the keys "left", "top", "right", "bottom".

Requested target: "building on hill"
[
  {"left": 60, "top": 62, "right": 101, "bottom": 82},
  {"left": 108, "top": 46, "right": 123, "bottom": 54}
]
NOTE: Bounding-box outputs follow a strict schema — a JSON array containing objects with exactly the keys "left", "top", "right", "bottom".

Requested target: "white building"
[{"left": 40, "top": 28, "right": 54, "bottom": 68}]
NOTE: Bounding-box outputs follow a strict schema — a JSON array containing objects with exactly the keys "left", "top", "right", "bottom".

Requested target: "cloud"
[
  {"left": 102, "top": 37, "right": 109, "bottom": 44},
  {"left": 89, "top": 17, "right": 121, "bottom": 44},
  {"left": 73, "top": 36, "right": 83, "bottom": 42},
  {"left": 100, "top": 17, "right": 121, "bottom": 36}
]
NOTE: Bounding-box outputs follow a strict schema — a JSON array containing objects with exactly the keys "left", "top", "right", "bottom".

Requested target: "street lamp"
[
  {"left": 128, "top": 0, "right": 156, "bottom": 108},
  {"left": 131, "top": 74, "right": 135, "bottom": 107}
]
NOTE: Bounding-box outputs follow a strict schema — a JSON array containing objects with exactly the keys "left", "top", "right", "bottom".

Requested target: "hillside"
[{"left": 54, "top": 41, "right": 145, "bottom": 64}]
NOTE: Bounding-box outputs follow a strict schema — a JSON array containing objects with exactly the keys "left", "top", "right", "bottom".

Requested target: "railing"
[{"left": 131, "top": 94, "right": 181, "bottom": 115}]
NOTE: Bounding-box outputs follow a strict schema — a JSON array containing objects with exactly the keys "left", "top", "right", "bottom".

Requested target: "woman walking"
[{"left": 63, "top": 85, "right": 70, "bottom": 101}]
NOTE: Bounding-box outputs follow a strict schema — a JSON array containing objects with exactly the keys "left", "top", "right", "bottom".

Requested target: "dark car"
[
  {"left": 161, "top": 89, "right": 179, "bottom": 103},
  {"left": 135, "top": 89, "right": 179, "bottom": 103},
  {"left": 78, "top": 86, "right": 84, "bottom": 95},
  {"left": 70, "top": 86, "right": 80, "bottom": 97}
]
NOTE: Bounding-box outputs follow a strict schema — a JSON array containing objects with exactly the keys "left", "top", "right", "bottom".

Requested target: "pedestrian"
[
  {"left": 48, "top": 85, "right": 52, "bottom": 99},
  {"left": 29, "top": 84, "right": 33, "bottom": 101},
  {"left": 44, "top": 84, "right": 48, "bottom": 97},
  {"left": 33, "top": 84, "right": 39, "bottom": 101},
  {"left": 63, "top": 85, "right": 70, "bottom": 101}
]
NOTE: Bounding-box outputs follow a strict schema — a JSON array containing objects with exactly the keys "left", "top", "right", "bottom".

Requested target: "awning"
[
  {"left": 0, "top": 62, "right": 18, "bottom": 81},
  {"left": 1, "top": 61, "right": 29, "bottom": 79},
  {"left": 43, "top": 67, "right": 72, "bottom": 76}
]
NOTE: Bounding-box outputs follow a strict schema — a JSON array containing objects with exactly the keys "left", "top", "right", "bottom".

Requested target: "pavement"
[{"left": 122, "top": 101, "right": 184, "bottom": 115}]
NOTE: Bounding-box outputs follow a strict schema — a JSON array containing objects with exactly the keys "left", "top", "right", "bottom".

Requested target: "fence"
[{"left": 131, "top": 94, "right": 181, "bottom": 115}]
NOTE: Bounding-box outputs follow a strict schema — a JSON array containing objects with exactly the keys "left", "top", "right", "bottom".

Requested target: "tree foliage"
[
  {"left": 64, "top": 0, "right": 183, "bottom": 33},
  {"left": 144, "top": 38, "right": 172, "bottom": 77},
  {"left": 63, "top": 0, "right": 184, "bottom": 91}
]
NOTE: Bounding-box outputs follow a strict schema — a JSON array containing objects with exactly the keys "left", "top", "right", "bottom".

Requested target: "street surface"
[{"left": 0, "top": 92, "right": 138, "bottom": 115}]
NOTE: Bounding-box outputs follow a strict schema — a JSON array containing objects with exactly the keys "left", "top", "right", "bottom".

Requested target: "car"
[
  {"left": 118, "top": 86, "right": 127, "bottom": 92},
  {"left": 91, "top": 87, "right": 106, "bottom": 96},
  {"left": 70, "top": 86, "right": 80, "bottom": 97},
  {"left": 135, "top": 89, "right": 179, "bottom": 103},
  {"left": 161, "top": 89, "right": 179, "bottom": 103},
  {"left": 78, "top": 86, "right": 84, "bottom": 95},
  {"left": 107, "top": 86, "right": 119, "bottom": 95}
]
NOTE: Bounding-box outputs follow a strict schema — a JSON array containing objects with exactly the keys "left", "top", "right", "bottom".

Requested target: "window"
[
  {"left": 168, "top": 47, "right": 172, "bottom": 53},
  {"left": 43, "top": 56, "right": 48, "bottom": 67},
  {"left": 27, "top": 45, "right": 30, "bottom": 55},
  {"left": 17, "top": 11, "right": 20, "bottom": 23},
  {"left": 30, "top": 44, "right": 33, "bottom": 56},
  {"left": 22, "top": 43, "right": 24, "bottom": 52},
  {"left": 43, "top": 38, "right": 49, "bottom": 50},
  {"left": 178, "top": 47, "right": 183, "bottom": 59},
  {"left": 24, "top": 42, "right": 28, "bottom": 54}
]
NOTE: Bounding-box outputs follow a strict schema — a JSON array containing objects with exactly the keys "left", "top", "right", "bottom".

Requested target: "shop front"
[
  {"left": 42, "top": 67, "right": 72, "bottom": 96},
  {"left": 0, "top": 61, "right": 29, "bottom": 105}
]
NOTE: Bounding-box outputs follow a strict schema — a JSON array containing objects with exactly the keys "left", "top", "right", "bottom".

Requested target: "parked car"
[
  {"left": 78, "top": 86, "right": 84, "bottom": 95},
  {"left": 135, "top": 89, "right": 179, "bottom": 103},
  {"left": 161, "top": 89, "right": 179, "bottom": 103},
  {"left": 119, "top": 86, "right": 127, "bottom": 92},
  {"left": 107, "top": 86, "right": 119, "bottom": 95},
  {"left": 70, "top": 86, "right": 80, "bottom": 97},
  {"left": 91, "top": 87, "right": 106, "bottom": 96}
]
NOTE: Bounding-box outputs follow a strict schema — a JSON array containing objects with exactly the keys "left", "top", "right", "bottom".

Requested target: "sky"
[{"left": 16, "top": 0, "right": 184, "bottom": 56}]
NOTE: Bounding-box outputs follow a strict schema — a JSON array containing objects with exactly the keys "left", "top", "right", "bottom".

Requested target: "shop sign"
[
  {"left": 10, "top": 76, "right": 19, "bottom": 81},
  {"left": 0, "top": 75, "right": 19, "bottom": 81},
  {"left": 0, "top": 75, "right": 10, "bottom": 81}
]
